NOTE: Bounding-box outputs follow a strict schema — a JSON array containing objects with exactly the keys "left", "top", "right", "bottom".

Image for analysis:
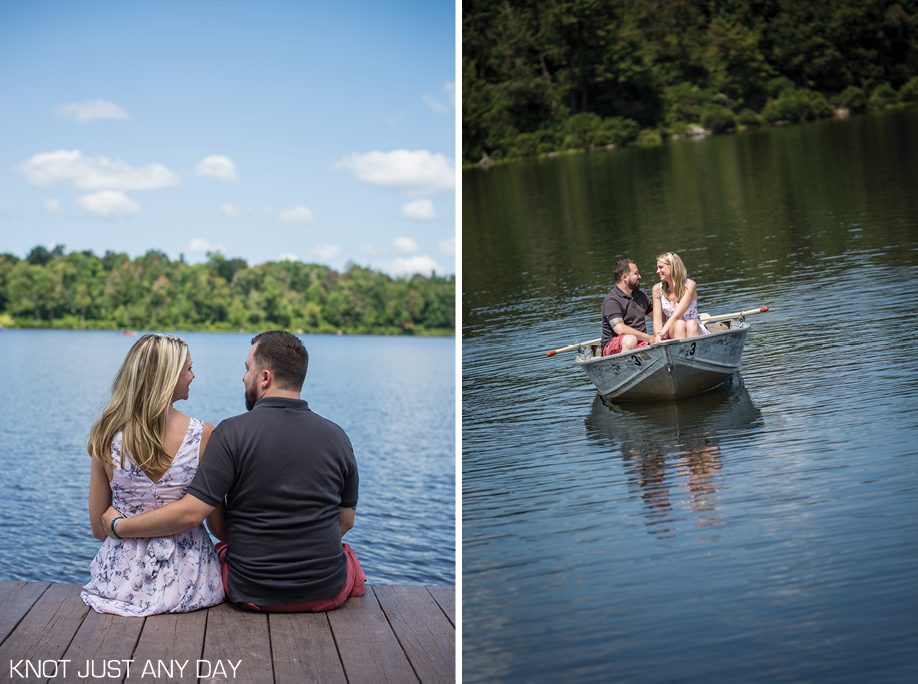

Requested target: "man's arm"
[
  {"left": 612, "top": 320, "right": 656, "bottom": 344},
  {"left": 338, "top": 506, "right": 356, "bottom": 537},
  {"left": 102, "top": 493, "right": 215, "bottom": 539},
  {"left": 206, "top": 503, "right": 227, "bottom": 542}
]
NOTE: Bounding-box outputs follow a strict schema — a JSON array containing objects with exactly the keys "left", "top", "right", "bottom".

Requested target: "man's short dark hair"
[
  {"left": 613, "top": 258, "right": 636, "bottom": 283},
  {"left": 251, "top": 331, "right": 308, "bottom": 391}
]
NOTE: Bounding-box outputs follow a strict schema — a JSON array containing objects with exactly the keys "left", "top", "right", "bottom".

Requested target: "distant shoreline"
[{"left": 0, "top": 322, "right": 455, "bottom": 337}]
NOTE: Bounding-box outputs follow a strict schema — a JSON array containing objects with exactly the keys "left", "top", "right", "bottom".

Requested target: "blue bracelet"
[{"left": 111, "top": 517, "right": 124, "bottom": 540}]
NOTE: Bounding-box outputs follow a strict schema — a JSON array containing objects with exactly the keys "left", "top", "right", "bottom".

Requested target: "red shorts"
[
  {"left": 603, "top": 337, "right": 650, "bottom": 356},
  {"left": 215, "top": 541, "right": 366, "bottom": 613}
]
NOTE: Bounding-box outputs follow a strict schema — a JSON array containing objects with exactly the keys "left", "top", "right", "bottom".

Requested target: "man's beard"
[
  {"left": 632, "top": 280, "right": 641, "bottom": 291},
  {"left": 245, "top": 382, "right": 258, "bottom": 411}
]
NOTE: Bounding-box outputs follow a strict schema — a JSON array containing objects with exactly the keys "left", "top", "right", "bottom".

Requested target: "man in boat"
[
  {"left": 102, "top": 330, "right": 366, "bottom": 612},
  {"left": 601, "top": 258, "right": 657, "bottom": 356}
]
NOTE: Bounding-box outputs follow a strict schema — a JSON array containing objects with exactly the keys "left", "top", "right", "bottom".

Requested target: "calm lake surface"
[
  {"left": 463, "top": 108, "right": 918, "bottom": 683},
  {"left": 0, "top": 331, "right": 455, "bottom": 587}
]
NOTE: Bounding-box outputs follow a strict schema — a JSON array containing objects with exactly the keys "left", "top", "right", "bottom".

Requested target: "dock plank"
[
  {"left": 130, "top": 610, "right": 208, "bottom": 683},
  {"left": 0, "top": 583, "right": 88, "bottom": 683},
  {"left": 1, "top": 583, "right": 454, "bottom": 683},
  {"left": 269, "top": 612, "right": 346, "bottom": 684},
  {"left": 425, "top": 585, "right": 455, "bottom": 627},
  {"left": 200, "top": 602, "right": 273, "bottom": 683},
  {"left": 0, "top": 581, "right": 50, "bottom": 644},
  {"left": 59, "top": 610, "right": 144, "bottom": 684},
  {"left": 328, "top": 590, "right": 418, "bottom": 683},
  {"left": 374, "top": 585, "right": 455, "bottom": 683}
]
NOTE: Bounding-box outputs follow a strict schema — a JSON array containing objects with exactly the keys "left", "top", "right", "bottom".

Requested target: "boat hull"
[{"left": 574, "top": 321, "right": 750, "bottom": 401}]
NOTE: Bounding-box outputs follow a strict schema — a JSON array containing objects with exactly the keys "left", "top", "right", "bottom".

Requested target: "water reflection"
[{"left": 585, "top": 377, "right": 762, "bottom": 540}]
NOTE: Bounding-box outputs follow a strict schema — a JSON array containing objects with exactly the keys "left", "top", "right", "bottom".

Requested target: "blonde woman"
[
  {"left": 652, "top": 252, "right": 710, "bottom": 341},
  {"left": 81, "top": 334, "right": 225, "bottom": 616}
]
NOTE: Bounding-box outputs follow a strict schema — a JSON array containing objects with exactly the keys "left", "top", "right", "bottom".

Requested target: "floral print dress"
[
  {"left": 81, "top": 418, "right": 226, "bottom": 616},
  {"left": 660, "top": 281, "right": 710, "bottom": 334}
]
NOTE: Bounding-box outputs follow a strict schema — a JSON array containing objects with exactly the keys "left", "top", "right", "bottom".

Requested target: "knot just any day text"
[{"left": 10, "top": 659, "right": 242, "bottom": 679}]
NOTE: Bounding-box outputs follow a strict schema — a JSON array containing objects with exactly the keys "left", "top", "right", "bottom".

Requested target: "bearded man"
[{"left": 600, "top": 258, "right": 656, "bottom": 356}]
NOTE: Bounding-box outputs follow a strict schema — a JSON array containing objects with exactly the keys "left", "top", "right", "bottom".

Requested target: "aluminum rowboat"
[{"left": 574, "top": 319, "right": 750, "bottom": 401}]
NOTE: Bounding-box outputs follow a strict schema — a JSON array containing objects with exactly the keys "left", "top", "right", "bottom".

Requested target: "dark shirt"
[
  {"left": 601, "top": 284, "right": 653, "bottom": 347},
  {"left": 188, "top": 397, "right": 358, "bottom": 605}
]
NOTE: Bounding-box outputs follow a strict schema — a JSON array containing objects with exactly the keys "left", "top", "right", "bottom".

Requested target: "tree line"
[
  {"left": 0, "top": 246, "right": 455, "bottom": 335},
  {"left": 463, "top": 0, "right": 918, "bottom": 163}
]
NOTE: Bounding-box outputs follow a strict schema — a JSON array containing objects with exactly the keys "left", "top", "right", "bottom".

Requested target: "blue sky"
[{"left": 0, "top": 0, "right": 456, "bottom": 277}]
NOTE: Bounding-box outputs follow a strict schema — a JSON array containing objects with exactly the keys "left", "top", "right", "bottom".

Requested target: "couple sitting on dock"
[
  {"left": 601, "top": 252, "right": 709, "bottom": 356},
  {"left": 81, "top": 331, "right": 365, "bottom": 617}
]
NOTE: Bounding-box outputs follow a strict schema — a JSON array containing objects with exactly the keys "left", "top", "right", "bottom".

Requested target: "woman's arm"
[
  {"left": 652, "top": 284, "right": 664, "bottom": 338},
  {"left": 88, "top": 458, "right": 112, "bottom": 542},
  {"left": 199, "top": 422, "right": 216, "bottom": 460}
]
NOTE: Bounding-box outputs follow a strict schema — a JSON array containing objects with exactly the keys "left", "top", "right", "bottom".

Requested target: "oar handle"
[
  {"left": 699, "top": 306, "right": 769, "bottom": 323},
  {"left": 546, "top": 338, "right": 602, "bottom": 356}
]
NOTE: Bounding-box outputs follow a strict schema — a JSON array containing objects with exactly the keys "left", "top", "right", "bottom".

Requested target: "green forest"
[
  {"left": 463, "top": 0, "right": 918, "bottom": 163},
  {"left": 0, "top": 246, "right": 455, "bottom": 336}
]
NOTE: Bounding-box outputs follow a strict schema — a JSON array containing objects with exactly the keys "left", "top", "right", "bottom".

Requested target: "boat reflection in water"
[{"left": 585, "top": 375, "right": 763, "bottom": 539}]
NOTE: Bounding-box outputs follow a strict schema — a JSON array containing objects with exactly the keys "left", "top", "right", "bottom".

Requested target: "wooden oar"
[
  {"left": 699, "top": 306, "right": 769, "bottom": 324},
  {"left": 545, "top": 306, "right": 769, "bottom": 356},
  {"left": 546, "top": 338, "right": 601, "bottom": 356}
]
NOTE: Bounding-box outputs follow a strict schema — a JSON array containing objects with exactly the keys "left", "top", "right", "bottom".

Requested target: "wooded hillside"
[
  {"left": 0, "top": 246, "right": 455, "bottom": 335},
  {"left": 464, "top": 0, "right": 918, "bottom": 163}
]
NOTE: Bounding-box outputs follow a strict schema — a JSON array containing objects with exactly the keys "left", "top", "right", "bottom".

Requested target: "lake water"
[
  {"left": 0, "top": 330, "right": 455, "bottom": 587},
  {"left": 462, "top": 108, "right": 918, "bottom": 682}
]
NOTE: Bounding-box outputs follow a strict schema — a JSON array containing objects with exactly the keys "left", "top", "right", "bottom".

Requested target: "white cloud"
[
  {"left": 56, "top": 99, "right": 129, "bottom": 122},
  {"left": 423, "top": 82, "right": 455, "bottom": 114},
  {"left": 402, "top": 199, "right": 437, "bottom": 220},
  {"left": 278, "top": 252, "right": 300, "bottom": 262},
  {"left": 439, "top": 237, "right": 456, "bottom": 256},
  {"left": 76, "top": 190, "right": 141, "bottom": 217},
  {"left": 195, "top": 155, "right": 238, "bottom": 182},
  {"left": 220, "top": 204, "right": 239, "bottom": 219},
  {"left": 279, "top": 206, "right": 315, "bottom": 224},
  {"left": 187, "top": 238, "right": 224, "bottom": 254},
  {"left": 422, "top": 95, "right": 448, "bottom": 114},
  {"left": 311, "top": 245, "right": 343, "bottom": 261},
  {"left": 44, "top": 199, "right": 62, "bottom": 215},
  {"left": 336, "top": 150, "right": 455, "bottom": 197},
  {"left": 386, "top": 255, "right": 443, "bottom": 277},
  {"left": 394, "top": 237, "right": 420, "bottom": 254},
  {"left": 16, "top": 150, "right": 179, "bottom": 191}
]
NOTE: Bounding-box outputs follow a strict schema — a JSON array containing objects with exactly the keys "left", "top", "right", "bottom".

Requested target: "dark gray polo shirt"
[
  {"left": 188, "top": 397, "right": 358, "bottom": 605},
  {"left": 601, "top": 284, "right": 653, "bottom": 347}
]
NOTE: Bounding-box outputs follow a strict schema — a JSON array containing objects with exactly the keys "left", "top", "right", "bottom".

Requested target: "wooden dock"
[{"left": 0, "top": 581, "right": 454, "bottom": 683}]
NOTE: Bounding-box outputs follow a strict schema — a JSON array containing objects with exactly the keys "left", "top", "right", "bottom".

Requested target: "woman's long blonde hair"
[
  {"left": 88, "top": 334, "right": 188, "bottom": 475},
  {"left": 657, "top": 251, "right": 689, "bottom": 302}
]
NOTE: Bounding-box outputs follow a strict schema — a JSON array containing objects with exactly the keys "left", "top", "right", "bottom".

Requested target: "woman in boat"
[
  {"left": 81, "top": 334, "right": 226, "bottom": 616},
  {"left": 652, "top": 251, "right": 710, "bottom": 341}
]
